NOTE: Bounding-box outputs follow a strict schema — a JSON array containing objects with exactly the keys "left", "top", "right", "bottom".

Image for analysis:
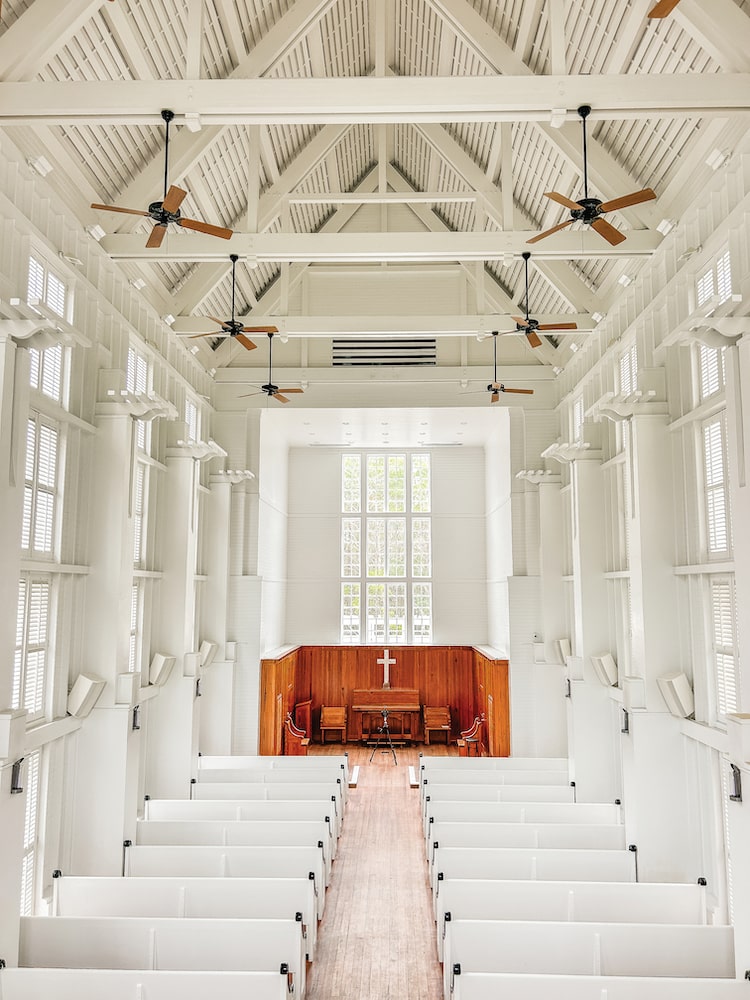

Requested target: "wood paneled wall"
[{"left": 259, "top": 646, "right": 509, "bottom": 756}]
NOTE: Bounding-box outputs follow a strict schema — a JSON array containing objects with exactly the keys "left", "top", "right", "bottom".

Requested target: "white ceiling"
[{"left": 1, "top": 0, "right": 749, "bottom": 412}]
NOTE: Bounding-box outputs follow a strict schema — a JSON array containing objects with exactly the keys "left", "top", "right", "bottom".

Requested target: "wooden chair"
[
  {"left": 423, "top": 706, "right": 451, "bottom": 745},
  {"left": 320, "top": 706, "right": 347, "bottom": 744},
  {"left": 283, "top": 713, "right": 310, "bottom": 756},
  {"left": 457, "top": 715, "right": 484, "bottom": 757}
]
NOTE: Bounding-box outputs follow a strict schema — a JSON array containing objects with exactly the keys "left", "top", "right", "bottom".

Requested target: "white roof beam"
[
  {"left": 174, "top": 314, "right": 593, "bottom": 336},
  {"left": 1, "top": 75, "right": 747, "bottom": 123},
  {"left": 100, "top": 229, "right": 661, "bottom": 262}
]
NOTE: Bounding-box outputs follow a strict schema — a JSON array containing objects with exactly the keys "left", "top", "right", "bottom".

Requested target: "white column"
[
  {"left": 69, "top": 372, "right": 144, "bottom": 874},
  {"left": 145, "top": 436, "right": 202, "bottom": 799},
  {"left": 0, "top": 334, "right": 29, "bottom": 964},
  {"left": 724, "top": 334, "right": 750, "bottom": 705},
  {"left": 568, "top": 453, "right": 619, "bottom": 802}
]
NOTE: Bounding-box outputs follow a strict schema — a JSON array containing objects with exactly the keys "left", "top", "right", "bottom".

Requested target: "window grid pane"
[
  {"left": 387, "top": 455, "right": 406, "bottom": 512},
  {"left": 366, "top": 518, "right": 386, "bottom": 577},
  {"left": 386, "top": 519, "right": 406, "bottom": 576},
  {"left": 366, "top": 583, "right": 386, "bottom": 643},
  {"left": 387, "top": 583, "right": 406, "bottom": 643},
  {"left": 14, "top": 579, "right": 50, "bottom": 719},
  {"left": 367, "top": 455, "right": 385, "bottom": 512},
  {"left": 697, "top": 267, "right": 715, "bottom": 307},
  {"left": 411, "top": 455, "right": 431, "bottom": 513},
  {"left": 341, "top": 518, "right": 361, "bottom": 577},
  {"left": 412, "top": 582, "right": 433, "bottom": 643},
  {"left": 342, "top": 455, "right": 361, "bottom": 512},
  {"left": 341, "top": 584, "right": 361, "bottom": 643},
  {"left": 711, "top": 576, "right": 740, "bottom": 719}
]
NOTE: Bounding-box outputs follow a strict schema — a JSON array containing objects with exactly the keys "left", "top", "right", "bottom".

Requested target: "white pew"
[
  {"left": 423, "top": 768, "right": 571, "bottom": 788},
  {"left": 427, "top": 820, "right": 625, "bottom": 863},
  {"left": 435, "top": 879, "right": 708, "bottom": 961},
  {"left": 443, "top": 919, "right": 735, "bottom": 999},
  {"left": 420, "top": 773, "right": 573, "bottom": 808},
  {"left": 432, "top": 846, "right": 635, "bottom": 903},
  {"left": 0, "top": 969, "right": 296, "bottom": 1000},
  {"left": 53, "top": 874, "right": 319, "bottom": 959},
  {"left": 422, "top": 785, "right": 575, "bottom": 825},
  {"left": 199, "top": 753, "right": 349, "bottom": 783},
  {"left": 419, "top": 756, "right": 568, "bottom": 771},
  {"left": 450, "top": 973, "right": 748, "bottom": 1000},
  {"left": 19, "top": 916, "right": 306, "bottom": 999},
  {"left": 196, "top": 766, "right": 349, "bottom": 806},
  {"left": 126, "top": 845, "right": 327, "bottom": 918},
  {"left": 137, "top": 818, "right": 335, "bottom": 874},
  {"left": 146, "top": 797, "right": 342, "bottom": 840},
  {"left": 191, "top": 781, "right": 344, "bottom": 819},
  {"left": 423, "top": 799, "right": 620, "bottom": 839}
]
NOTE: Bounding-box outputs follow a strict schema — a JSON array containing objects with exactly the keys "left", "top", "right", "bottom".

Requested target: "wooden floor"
[{"left": 306, "top": 744, "right": 449, "bottom": 1000}]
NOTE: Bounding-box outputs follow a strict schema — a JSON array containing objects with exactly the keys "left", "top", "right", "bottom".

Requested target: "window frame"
[{"left": 340, "top": 451, "right": 432, "bottom": 644}]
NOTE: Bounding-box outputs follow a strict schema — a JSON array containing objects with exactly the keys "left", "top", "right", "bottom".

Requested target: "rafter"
[{"left": 0, "top": 0, "right": 107, "bottom": 82}]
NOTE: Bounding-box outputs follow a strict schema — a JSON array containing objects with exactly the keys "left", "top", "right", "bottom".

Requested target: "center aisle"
[{"left": 306, "top": 746, "right": 444, "bottom": 1000}]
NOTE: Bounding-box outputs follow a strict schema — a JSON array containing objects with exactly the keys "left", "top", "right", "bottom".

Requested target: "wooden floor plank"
[{"left": 306, "top": 745, "right": 444, "bottom": 1000}]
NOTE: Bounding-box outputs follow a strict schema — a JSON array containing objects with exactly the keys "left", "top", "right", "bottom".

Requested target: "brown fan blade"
[
  {"left": 490, "top": 391, "right": 500, "bottom": 404},
  {"left": 536, "top": 322, "right": 578, "bottom": 331},
  {"left": 189, "top": 331, "right": 228, "bottom": 339},
  {"left": 648, "top": 0, "right": 681, "bottom": 16},
  {"left": 502, "top": 387, "right": 535, "bottom": 395},
  {"left": 512, "top": 317, "right": 527, "bottom": 326},
  {"left": 525, "top": 330, "right": 543, "bottom": 349},
  {"left": 243, "top": 325, "right": 279, "bottom": 334},
  {"left": 235, "top": 334, "right": 257, "bottom": 351},
  {"left": 91, "top": 202, "right": 150, "bottom": 217},
  {"left": 178, "top": 218, "right": 233, "bottom": 240},
  {"left": 527, "top": 219, "right": 575, "bottom": 244},
  {"left": 208, "top": 316, "right": 228, "bottom": 327},
  {"left": 544, "top": 191, "right": 581, "bottom": 211},
  {"left": 276, "top": 388, "right": 304, "bottom": 394},
  {"left": 591, "top": 217, "right": 626, "bottom": 246},
  {"left": 272, "top": 393, "right": 291, "bottom": 403},
  {"left": 146, "top": 225, "right": 167, "bottom": 248},
  {"left": 599, "top": 189, "right": 657, "bottom": 213},
  {"left": 162, "top": 185, "right": 188, "bottom": 214}
]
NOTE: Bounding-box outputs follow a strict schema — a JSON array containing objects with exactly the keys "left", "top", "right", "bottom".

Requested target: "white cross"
[{"left": 377, "top": 648, "right": 396, "bottom": 689}]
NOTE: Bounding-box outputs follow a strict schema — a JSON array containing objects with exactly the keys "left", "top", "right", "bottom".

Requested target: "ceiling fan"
[
  {"left": 527, "top": 105, "right": 656, "bottom": 247},
  {"left": 90, "top": 109, "right": 233, "bottom": 248},
  {"left": 189, "top": 254, "right": 264, "bottom": 352},
  {"left": 239, "top": 331, "right": 305, "bottom": 404},
  {"left": 648, "top": 0, "right": 681, "bottom": 15},
  {"left": 513, "top": 251, "right": 577, "bottom": 349},
  {"left": 484, "top": 331, "right": 534, "bottom": 403}
]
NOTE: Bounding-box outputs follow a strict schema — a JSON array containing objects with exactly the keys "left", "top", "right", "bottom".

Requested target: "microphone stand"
[{"left": 369, "top": 707, "right": 398, "bottom": 765}]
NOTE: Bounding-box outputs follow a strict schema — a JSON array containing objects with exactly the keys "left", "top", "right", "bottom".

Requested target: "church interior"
[{"left": 1, "top": 0, "right": 750, "bottom": 995}]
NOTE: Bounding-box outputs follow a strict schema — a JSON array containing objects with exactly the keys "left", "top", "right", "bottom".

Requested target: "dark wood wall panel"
[{"left": 259, "top": 646, "right": 510, "bottom": 755}]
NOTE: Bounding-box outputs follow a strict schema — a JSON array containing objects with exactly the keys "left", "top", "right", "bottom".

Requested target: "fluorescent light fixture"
[
  {"left": 706, "top": 148, "right": 730, "bottom": 170},
  {"left": 189, "top": 345, "right": 200, "bottom": 354},
  {"left": 618, "top": 274, "right": 633, "bottom": 286},
  {"left": 163, "top": 314, "right": 175, "bottom": 325},
  {"left": 569, "top": 341, "right": 579, "bottom": 353},
  {"left": 185, "top": 112, "right": 202, "bottom": 133},
  {"left": 591, "top": 311, "right": 604, "bottom": 323},
  {"left": 656, "top": 218, "right": 676, "bottom": 235},
  {"left": 130, "top": 277, "right": 146, "bottom": 290},
  {"left": 86, "top": 224, "right": 106, "bottom": 241},
  {"left": 27, "top": 155, "right": 53, "bottom": 177}
]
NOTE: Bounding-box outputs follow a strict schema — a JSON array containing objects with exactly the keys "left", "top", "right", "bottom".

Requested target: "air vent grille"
[{"left": 332, "top": 338, "right": 437, "bottom": 367}]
